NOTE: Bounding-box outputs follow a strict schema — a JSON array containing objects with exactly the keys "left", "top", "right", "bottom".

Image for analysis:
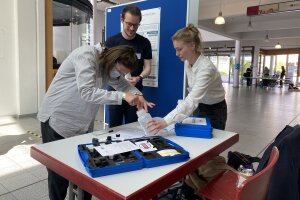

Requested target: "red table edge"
[
  {"left": 30, "top": 133, "right": 239, "bottom": 200},
  {"left": 126, "top": 133, "right": 239, "bottom": 200},
  {"left": 30, "top": 147, "right": 126, "bottom": 200}
]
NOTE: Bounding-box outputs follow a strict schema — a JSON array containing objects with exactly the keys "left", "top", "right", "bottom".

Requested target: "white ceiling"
[
  {"left": 96, "top": 0, "right": 136, "bottom": 11},
  {"left": 96, "top": 0, "right": 300, "bottom": 48},
  {"left": 199, "top": 29, "right": 233, "bottom": 42},
  {"left": 198, "top": 0, "right": 300, "bottom": 49}
]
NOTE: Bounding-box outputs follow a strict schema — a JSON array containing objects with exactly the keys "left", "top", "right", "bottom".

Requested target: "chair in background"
[{"left": 197, "top": 146, "right": 279, "bottom": 200}]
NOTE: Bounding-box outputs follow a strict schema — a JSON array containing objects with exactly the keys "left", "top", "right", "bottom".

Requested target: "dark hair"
[
  {"left": 121, "top": 5, "right": 142, "bottom": 22},
  {"left": 172, "top": 23, "right": 203, "bottom": 54},
  {"left": 99, "top": 45, "right": 138, "bottom": 79}
]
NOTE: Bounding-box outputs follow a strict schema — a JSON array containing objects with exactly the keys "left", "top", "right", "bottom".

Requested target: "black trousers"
[
  {"left": 280, "top": 75, "right": 284, "bottom": 86},
  {"left": 107, "top": 85, "right": 142, "bottom": 128},
  {"left": 246, "top": 77, "right": 251, "bottom": 86},
  {"left": 193, "top": 100, "right": 227, "bottom": 130},
  {"left": 108, "top": 100, "right": 138, "bottom": 128},
  {"left": 41, "top": 120, "right": 92, "bottom": 200}
]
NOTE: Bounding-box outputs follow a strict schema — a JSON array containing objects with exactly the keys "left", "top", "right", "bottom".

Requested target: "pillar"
[
  {"left": 233, "top": 40, "right": 241, "bottom": 87},
  {"left": 270, "top": 55, "right": 275, "bottom": 75},
  {"left": 252, "top": 46, "right": 259, "bottom": 85}
]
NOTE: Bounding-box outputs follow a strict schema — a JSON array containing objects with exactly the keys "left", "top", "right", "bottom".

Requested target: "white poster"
[{"left": 138, "top": 8, "right": 161, "bottom": 87}]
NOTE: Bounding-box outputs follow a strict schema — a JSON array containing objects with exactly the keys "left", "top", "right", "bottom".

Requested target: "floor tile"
[
  {"left": 4, "top": 145, "right": 30, "bottom": 157},
  {"left": 0, "top": 171, "right": 40, "bottom": 192},
  {"left": 27, "top": 165, "right": 48, "bottom": 181},
  {"left": 8, "top": 152, "right": 40, "bottom": 169},
  {"left": 38, "top": 195, "right": 50, "bottom": 200},
  {"left": 0, "top": 193, "right": 17, "bottom": 200},
  {"left": 0, "top": 157, "right": 23, "bottom": 178},
  {"left": 0, "top": 133, "right": 39, "bottom": 155},
  {"left": 11, "top": 181, "right": 48, "bottom": 200},
  {"left": 0, "top": 183, "right": 9, "bottom": 196}
]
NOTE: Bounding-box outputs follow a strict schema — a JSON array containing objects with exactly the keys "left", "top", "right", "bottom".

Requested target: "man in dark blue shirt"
[{"left": 105, "top": 5, "right": 152, "bottom": 127}]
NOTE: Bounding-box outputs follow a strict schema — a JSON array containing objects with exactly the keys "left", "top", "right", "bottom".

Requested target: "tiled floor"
[{"left": 0, "top": 83, "right": 300, "bottom": 199}]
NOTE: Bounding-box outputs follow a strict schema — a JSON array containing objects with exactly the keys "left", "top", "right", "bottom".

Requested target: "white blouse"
[{"left": 164, "top": 55, "right": 225, "bottom": 125}]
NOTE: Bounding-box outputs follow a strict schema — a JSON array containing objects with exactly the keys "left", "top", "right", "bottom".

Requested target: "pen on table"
[{"left": 91, "top": 129, "right": 114, "bottom": 136}]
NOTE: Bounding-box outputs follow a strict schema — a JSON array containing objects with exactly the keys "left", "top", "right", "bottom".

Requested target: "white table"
[{"left": 30, "top": 123, "right": 238, "bottom": 200}]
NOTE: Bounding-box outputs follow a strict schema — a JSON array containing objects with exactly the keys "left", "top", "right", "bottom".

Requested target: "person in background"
[
  {"left": 262, "top": 66, "right": 270, "bottom": 87},
  {"left": 245, "top": 65, "right": 253, "bottom": 86},
  {"left": 148, "top": 23, "right": 227, "bottom": 133},
  {"left": 105, "top": 5, "right": 152, "bottom": 128},
  {"left": 37, "top": 45, "right": 154, "bottom": 200},
  {"left": 263, "top": 66, "right": 270, "bottom": 77},
  {"left": 279, "top": 65, "right": 286, "bottom": 88}
]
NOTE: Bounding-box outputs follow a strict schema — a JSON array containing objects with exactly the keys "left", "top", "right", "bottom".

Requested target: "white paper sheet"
[
  {"left": 182, "top": 117, "right": 207, "bottom": 125},
  {"left": 94, "top": 141, "right": 139, "bottom": 156},
  {"left": 110, "top": 128, "right": 146, "bottom": 141}
]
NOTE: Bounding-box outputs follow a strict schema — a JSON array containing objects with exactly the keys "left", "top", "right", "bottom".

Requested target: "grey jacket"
[{"left": 38, "top": 45, "right": 141, "bottom": 138}]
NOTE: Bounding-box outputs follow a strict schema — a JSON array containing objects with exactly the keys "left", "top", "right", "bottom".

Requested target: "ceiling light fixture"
[
  {"left": 215, "top": 0, "right": 225, "bottom": 25},
  {"left": 248, "top": 17, "right": 253, "bottom": 31},
  {"left": 275, "top": 42, "right": 282, "bottom": 49},
  {"left": 97, "top": 0, "right": 117, "bottom": 5}
]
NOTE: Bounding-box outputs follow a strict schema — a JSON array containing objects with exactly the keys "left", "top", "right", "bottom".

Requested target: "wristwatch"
[
  {"left": 139, "top": 75, "right": 144, "bottom": 80},
  {"left": 134, "top": 92, "right": 143, "bottom": 96},
  {"left": 122, "top": 92, "right": 126, "bottom": 100}
]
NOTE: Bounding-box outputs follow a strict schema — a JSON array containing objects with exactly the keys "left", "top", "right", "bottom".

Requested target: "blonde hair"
[
  {"left": 99, "top": 45, "right": 138, "bottom": 79},
  {"left": 172, "top": 23, "right": 203, "bottom": 54}
]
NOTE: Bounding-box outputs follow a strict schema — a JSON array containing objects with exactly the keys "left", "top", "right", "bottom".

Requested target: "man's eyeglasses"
[{"left": 124, "top": 21, "right": 140, "bottom": 29}]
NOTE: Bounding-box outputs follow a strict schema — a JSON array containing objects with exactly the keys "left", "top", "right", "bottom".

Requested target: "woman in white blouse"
[{"left": 148, "top": 24, "right": 227, "bottom": 133}]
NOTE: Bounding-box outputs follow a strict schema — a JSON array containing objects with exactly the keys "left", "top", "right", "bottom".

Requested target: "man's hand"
[
  {"left": 147, "top": 118, "right": 168, "bottom": 134},
  {"left": 127, "top": 76, "right": 141, "bottom": 86}
]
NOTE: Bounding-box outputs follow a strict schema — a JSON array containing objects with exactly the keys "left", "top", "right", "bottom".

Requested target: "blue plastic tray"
[
  {"left": 78, "top": 136, "right": 190, "bottom": 177},
  {"left": 137, "top": 137, "right": 190, "bottom": 168},
  {"left": 78, "top": 144, "right": 144, "bottom": 177},
  {"left": 175, "top": 116, "right": 213, "bottom": 138}
]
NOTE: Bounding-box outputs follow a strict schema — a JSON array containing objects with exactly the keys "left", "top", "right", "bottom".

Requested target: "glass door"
[
  {"left": 46, "top": 0, "right": 93, "bottom": 89},
  {"left": 286, "top": 54, "right": 299, "bottom": 85}
]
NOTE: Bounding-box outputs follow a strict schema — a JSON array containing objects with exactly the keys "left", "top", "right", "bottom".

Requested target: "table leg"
[
  {"left": 68, "top": 182, "right": 84, "bottom": 200},
  {"left": 77, "top": 187, "right": 84, "bottom": 200},
  {"left": 68, "top": 182, "right": 76, "bottom": 200}
]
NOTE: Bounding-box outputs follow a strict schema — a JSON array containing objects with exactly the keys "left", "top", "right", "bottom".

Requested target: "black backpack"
[{"left": 227, "top": 151, "right": 261, "bottom": 170}]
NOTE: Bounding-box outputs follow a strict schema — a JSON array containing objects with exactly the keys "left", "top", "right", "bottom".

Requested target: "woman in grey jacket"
[{"left": 38, "top": 45, "right": 154, "bottom": 200}]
